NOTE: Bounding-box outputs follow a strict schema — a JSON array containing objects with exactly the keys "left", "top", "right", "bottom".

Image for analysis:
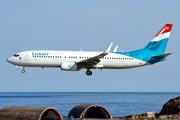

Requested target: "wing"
[{"left": 77, "top": 42, "right": 113, "bottom": 69}]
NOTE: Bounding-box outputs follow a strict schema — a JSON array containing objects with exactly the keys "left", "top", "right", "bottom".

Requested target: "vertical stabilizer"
[{"left": 144, "top": 24, "right": 173, "bottom": 54}]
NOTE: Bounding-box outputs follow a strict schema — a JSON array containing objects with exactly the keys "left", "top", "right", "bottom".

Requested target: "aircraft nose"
[{"left": 6, "top": 57, "right": 13, "bottom": 63}]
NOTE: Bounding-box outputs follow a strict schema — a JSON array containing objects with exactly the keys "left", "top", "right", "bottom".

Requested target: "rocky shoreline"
[
  {"left": 113, "top": 96, "right": 180, "bottom": 120},
  {"left": 64, "top": 114, "right": 180, "bottom": 120},
  {"left": 113, "top": 113, "right": 180, "bottom": 120},
  {"left": 0, "top": 96, "right": 180, "bottom": 120}
]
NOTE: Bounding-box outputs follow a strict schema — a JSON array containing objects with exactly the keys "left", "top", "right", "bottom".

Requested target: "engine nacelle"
[{"left": 61, "top": 62, "right": 79, "bottom": 71}]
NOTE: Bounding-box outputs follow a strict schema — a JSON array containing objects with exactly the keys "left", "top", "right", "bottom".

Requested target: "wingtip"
[
  {"left": 104, "top": 42, "right": 113, "bottom": 53},
  {"left": 113, "top": 46, "right": 118, "bottom": 52}
]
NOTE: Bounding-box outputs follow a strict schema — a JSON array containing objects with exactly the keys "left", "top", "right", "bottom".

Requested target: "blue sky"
[{"left": 1, "top": 0, "right": 180, "bottom": 92}]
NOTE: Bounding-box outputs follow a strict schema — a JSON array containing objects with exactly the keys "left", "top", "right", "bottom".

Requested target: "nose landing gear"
[
  {"left": 16, "top": 66, "right": 25, "bottom": 73},
  {"left": 21, "top": 70, "right": 25, "bottom": 73},
  {"left": 21, "top": 67, "right": 25, "bottom": 73}
]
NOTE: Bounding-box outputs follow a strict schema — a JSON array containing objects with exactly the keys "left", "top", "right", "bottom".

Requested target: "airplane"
[{"left": 7, "top": 24, "right": 173, "bottom": 76}]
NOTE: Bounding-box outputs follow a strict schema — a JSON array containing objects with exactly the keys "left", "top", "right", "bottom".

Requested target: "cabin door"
[
  {"left": 25, "top": 53, "right": 29, "bottom": 61},
  {"left": 139, "top": 55, "right": 143, "bottom": 64}
]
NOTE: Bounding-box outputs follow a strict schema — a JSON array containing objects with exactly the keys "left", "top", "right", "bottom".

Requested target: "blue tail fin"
[{"left": 144, "top": 24, "right": 173, "bottom": 55}]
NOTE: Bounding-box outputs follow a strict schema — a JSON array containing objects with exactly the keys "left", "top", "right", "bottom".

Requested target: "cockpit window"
[{"left": 13, "top": 54, "right": 20, "bottom": 57}]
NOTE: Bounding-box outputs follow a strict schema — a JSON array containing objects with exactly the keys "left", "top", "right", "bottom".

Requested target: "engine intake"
[{"left": 61, "top": 62, "right": 79, "bottom": 71}]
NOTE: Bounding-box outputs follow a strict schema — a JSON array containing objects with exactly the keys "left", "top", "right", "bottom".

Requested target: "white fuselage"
[{"left": 7, "top": 50, "right": 148, "bottom": 69}]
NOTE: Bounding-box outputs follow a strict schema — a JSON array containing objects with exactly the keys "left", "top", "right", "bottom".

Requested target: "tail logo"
[
  {"left": 151, "top": 24, "right": 172, "bottom": 42},
  {"left": 155, "top": 24, "right": 172, "bottom": 37}
]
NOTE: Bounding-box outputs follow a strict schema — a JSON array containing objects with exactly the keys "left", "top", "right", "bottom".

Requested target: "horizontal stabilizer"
[{"left": 152, "top": 53, "right": 172, "bottom": 58}]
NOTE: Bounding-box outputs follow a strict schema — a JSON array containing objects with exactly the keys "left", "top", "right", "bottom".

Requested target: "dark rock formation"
[{"left": 159, "top": 96, "right": 180, "bottom": 115}]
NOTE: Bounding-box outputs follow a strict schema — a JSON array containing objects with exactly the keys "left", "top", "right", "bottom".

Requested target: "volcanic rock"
[{"left": 159, "top": 96, "right": 180, "bottom": 115}]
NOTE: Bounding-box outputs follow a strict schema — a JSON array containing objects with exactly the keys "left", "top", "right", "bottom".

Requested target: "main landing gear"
[{"left": 86, "top": 69, "right": 92, "bottom": 76}]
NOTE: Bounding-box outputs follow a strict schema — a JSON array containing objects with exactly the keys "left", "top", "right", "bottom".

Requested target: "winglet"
[
  {"left": 104, "top": 42, "right": 113, "bottom": 53},
  {"left": 113, "top": 46, "right": 118, "bottom": 52}
]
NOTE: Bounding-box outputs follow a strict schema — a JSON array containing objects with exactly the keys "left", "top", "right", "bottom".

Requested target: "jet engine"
[{"left": 61, "top": 62, "right": 79, "bottom": 71}]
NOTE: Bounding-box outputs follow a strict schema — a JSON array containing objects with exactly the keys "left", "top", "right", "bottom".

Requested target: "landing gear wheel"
[
  {"left": 86, "top": 70, "right": 92, "bottom": 76},
  {"left": 21, "top": 70, "right": 25, "bottom": 73}
]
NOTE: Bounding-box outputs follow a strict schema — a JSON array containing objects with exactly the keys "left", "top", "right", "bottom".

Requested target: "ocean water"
[{"left": 0, "top": 92, "right": 179, "bottom": 117}]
